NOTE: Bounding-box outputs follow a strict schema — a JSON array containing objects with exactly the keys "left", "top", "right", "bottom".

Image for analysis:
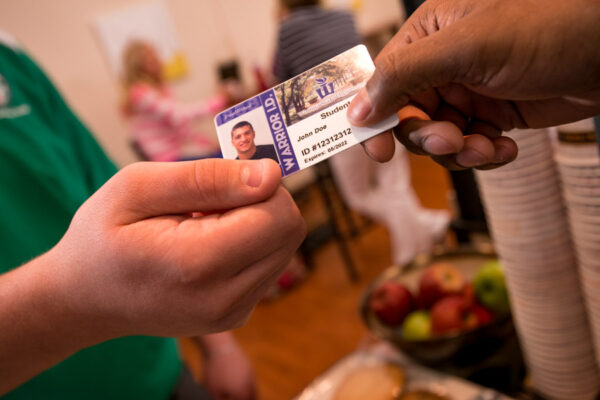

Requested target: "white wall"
[
  {"left": 0, "top": 0, "right": 402, "bottom": 167},
  {"left": 0, "top": 0, "right": 278, "bottom": 166}
]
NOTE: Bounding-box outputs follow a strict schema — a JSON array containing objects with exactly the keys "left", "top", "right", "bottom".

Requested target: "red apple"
[
  {"left": 462, "top": 282, "right": 476, "bottom": 307},
  {"left": 472, "top": 303, "right": 495, "bottom": 325},
  {"left": 369, "top": 281, "right": 414, "bottom": 326},
  {"left": 431, "top": 296, "right": 478, "bottom": 335},
  {"left": 417, "top": 263, "right": 465, "bottom": 309}
]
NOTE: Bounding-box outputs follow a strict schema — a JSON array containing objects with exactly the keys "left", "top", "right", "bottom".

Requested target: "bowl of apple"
[{"left": 360, "top": 250, "right": 515, "bottom": 368}]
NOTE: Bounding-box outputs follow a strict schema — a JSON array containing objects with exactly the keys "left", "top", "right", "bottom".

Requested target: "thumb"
[
  {"left": 94, "top": 158, "right": 282, "bottom": 224},
  {"left": 347, "top": 14, "right": 476, "bottom": 127}
]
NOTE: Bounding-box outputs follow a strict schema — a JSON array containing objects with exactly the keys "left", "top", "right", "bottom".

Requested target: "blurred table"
[{"left": 294, "top": 342, "right": 517, "bottom": 400}]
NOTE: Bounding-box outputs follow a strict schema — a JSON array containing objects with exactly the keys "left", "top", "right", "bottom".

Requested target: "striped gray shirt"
[{"left": 274, "top": 6, "right": 362, "bottom": 82}]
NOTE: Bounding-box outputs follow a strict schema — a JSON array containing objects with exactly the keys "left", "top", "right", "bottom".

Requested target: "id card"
[{"left": 214, "top": 45, "right": 398, "bottom": 177}]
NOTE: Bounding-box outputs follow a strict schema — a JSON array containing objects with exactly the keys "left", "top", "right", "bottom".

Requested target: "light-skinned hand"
[{"left": 1, "top": 158, "right": 305, "bottom": 393}]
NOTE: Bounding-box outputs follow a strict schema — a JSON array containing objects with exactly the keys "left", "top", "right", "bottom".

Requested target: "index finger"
[
  {"left": 361, "top": 130, "right": 396, "bottom": 162},
  {"left": 173, "top": 187, "right": 306, "bottom": 277}
]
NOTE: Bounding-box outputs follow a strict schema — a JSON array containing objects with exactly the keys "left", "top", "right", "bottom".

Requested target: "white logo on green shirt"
[
  {"left": 0, "top": 74, "right": 10, "bottom": 106},
  {"left": 0, "top": 73, "right": 31, "bottom": 119}
]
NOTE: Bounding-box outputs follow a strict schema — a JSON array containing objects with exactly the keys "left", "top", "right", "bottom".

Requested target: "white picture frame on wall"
[{"left": 93, "top": 0, "right": 187, "bottom": 81}]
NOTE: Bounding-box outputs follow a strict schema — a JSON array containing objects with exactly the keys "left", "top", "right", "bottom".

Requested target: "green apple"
[
  {"left": 402, "top": 310, "right": 432, "bottom": 340},
  {"left": 473, "top": 260, "right": 510, "bottom": 315}
]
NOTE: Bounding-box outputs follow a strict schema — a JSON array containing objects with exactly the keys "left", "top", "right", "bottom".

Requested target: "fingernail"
[
  {"left": 493, "top": 150, "right": 507, "bottom": 164},
  {"left": 493, "top": 144, "right": 513, "bottom": 164},
  {"left": 456, "top": 149, "right": 488, "bottom": 167},
  {"left": 347, "top": 90, "right": 372, "bottom": 124},
  {"left": 362, "top": 144, "right": 376, "bottom": 161},
  {"left": 422, "top": 135, "right": 456, "bottom": 155},
  {"left": 241, "top": 160, "right": 264, "bottom": 187}
]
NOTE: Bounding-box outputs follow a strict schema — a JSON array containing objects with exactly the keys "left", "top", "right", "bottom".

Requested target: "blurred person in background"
[
  {"left": 0, "top": 32, "right": 286, "bottom": 400},
  {"left": 121, "top": 40, "right": 225, "bottom": 162},
  {"left": 273, "top": 0, "right": 451, "bottom": 266}
]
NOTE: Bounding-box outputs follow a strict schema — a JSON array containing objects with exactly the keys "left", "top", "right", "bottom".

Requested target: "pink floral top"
[{"left": 127, "top": 83, "right": 226, "bottom": 161}]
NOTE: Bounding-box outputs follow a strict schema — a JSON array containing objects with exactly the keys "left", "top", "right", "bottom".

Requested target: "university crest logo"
[{"left": 315, "top": 77, "right": 335, "bottom": 99}]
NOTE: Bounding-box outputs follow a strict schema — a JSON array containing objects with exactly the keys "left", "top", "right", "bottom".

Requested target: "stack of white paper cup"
[
  {"left": 554, "top": 120, "right": 600, "bottom": 374},
  {"left": 475, "top": 128, "right": 600, "bottom": 399}
]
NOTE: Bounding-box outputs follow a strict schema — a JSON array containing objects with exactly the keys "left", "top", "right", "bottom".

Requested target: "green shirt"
[{"left": 0, "top": 42, "right": 181, "bottom": 399}]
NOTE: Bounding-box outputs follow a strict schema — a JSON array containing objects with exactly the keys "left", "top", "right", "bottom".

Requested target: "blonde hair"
[
  {"left": 121, "top": 40, "right": 162, "bottom": 89},
  {"left": 120, "top": 40, "right": 162, "bottom": 114}
]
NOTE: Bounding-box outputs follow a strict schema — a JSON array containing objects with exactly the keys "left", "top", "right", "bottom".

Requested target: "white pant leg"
[{"left": 329, "top": 144, "right": 450, "bottom": 265}]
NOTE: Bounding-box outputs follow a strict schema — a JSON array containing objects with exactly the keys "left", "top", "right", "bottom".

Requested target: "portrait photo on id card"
[{"left": 218, "top": 105, "right": 280, "bottom": 164}]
